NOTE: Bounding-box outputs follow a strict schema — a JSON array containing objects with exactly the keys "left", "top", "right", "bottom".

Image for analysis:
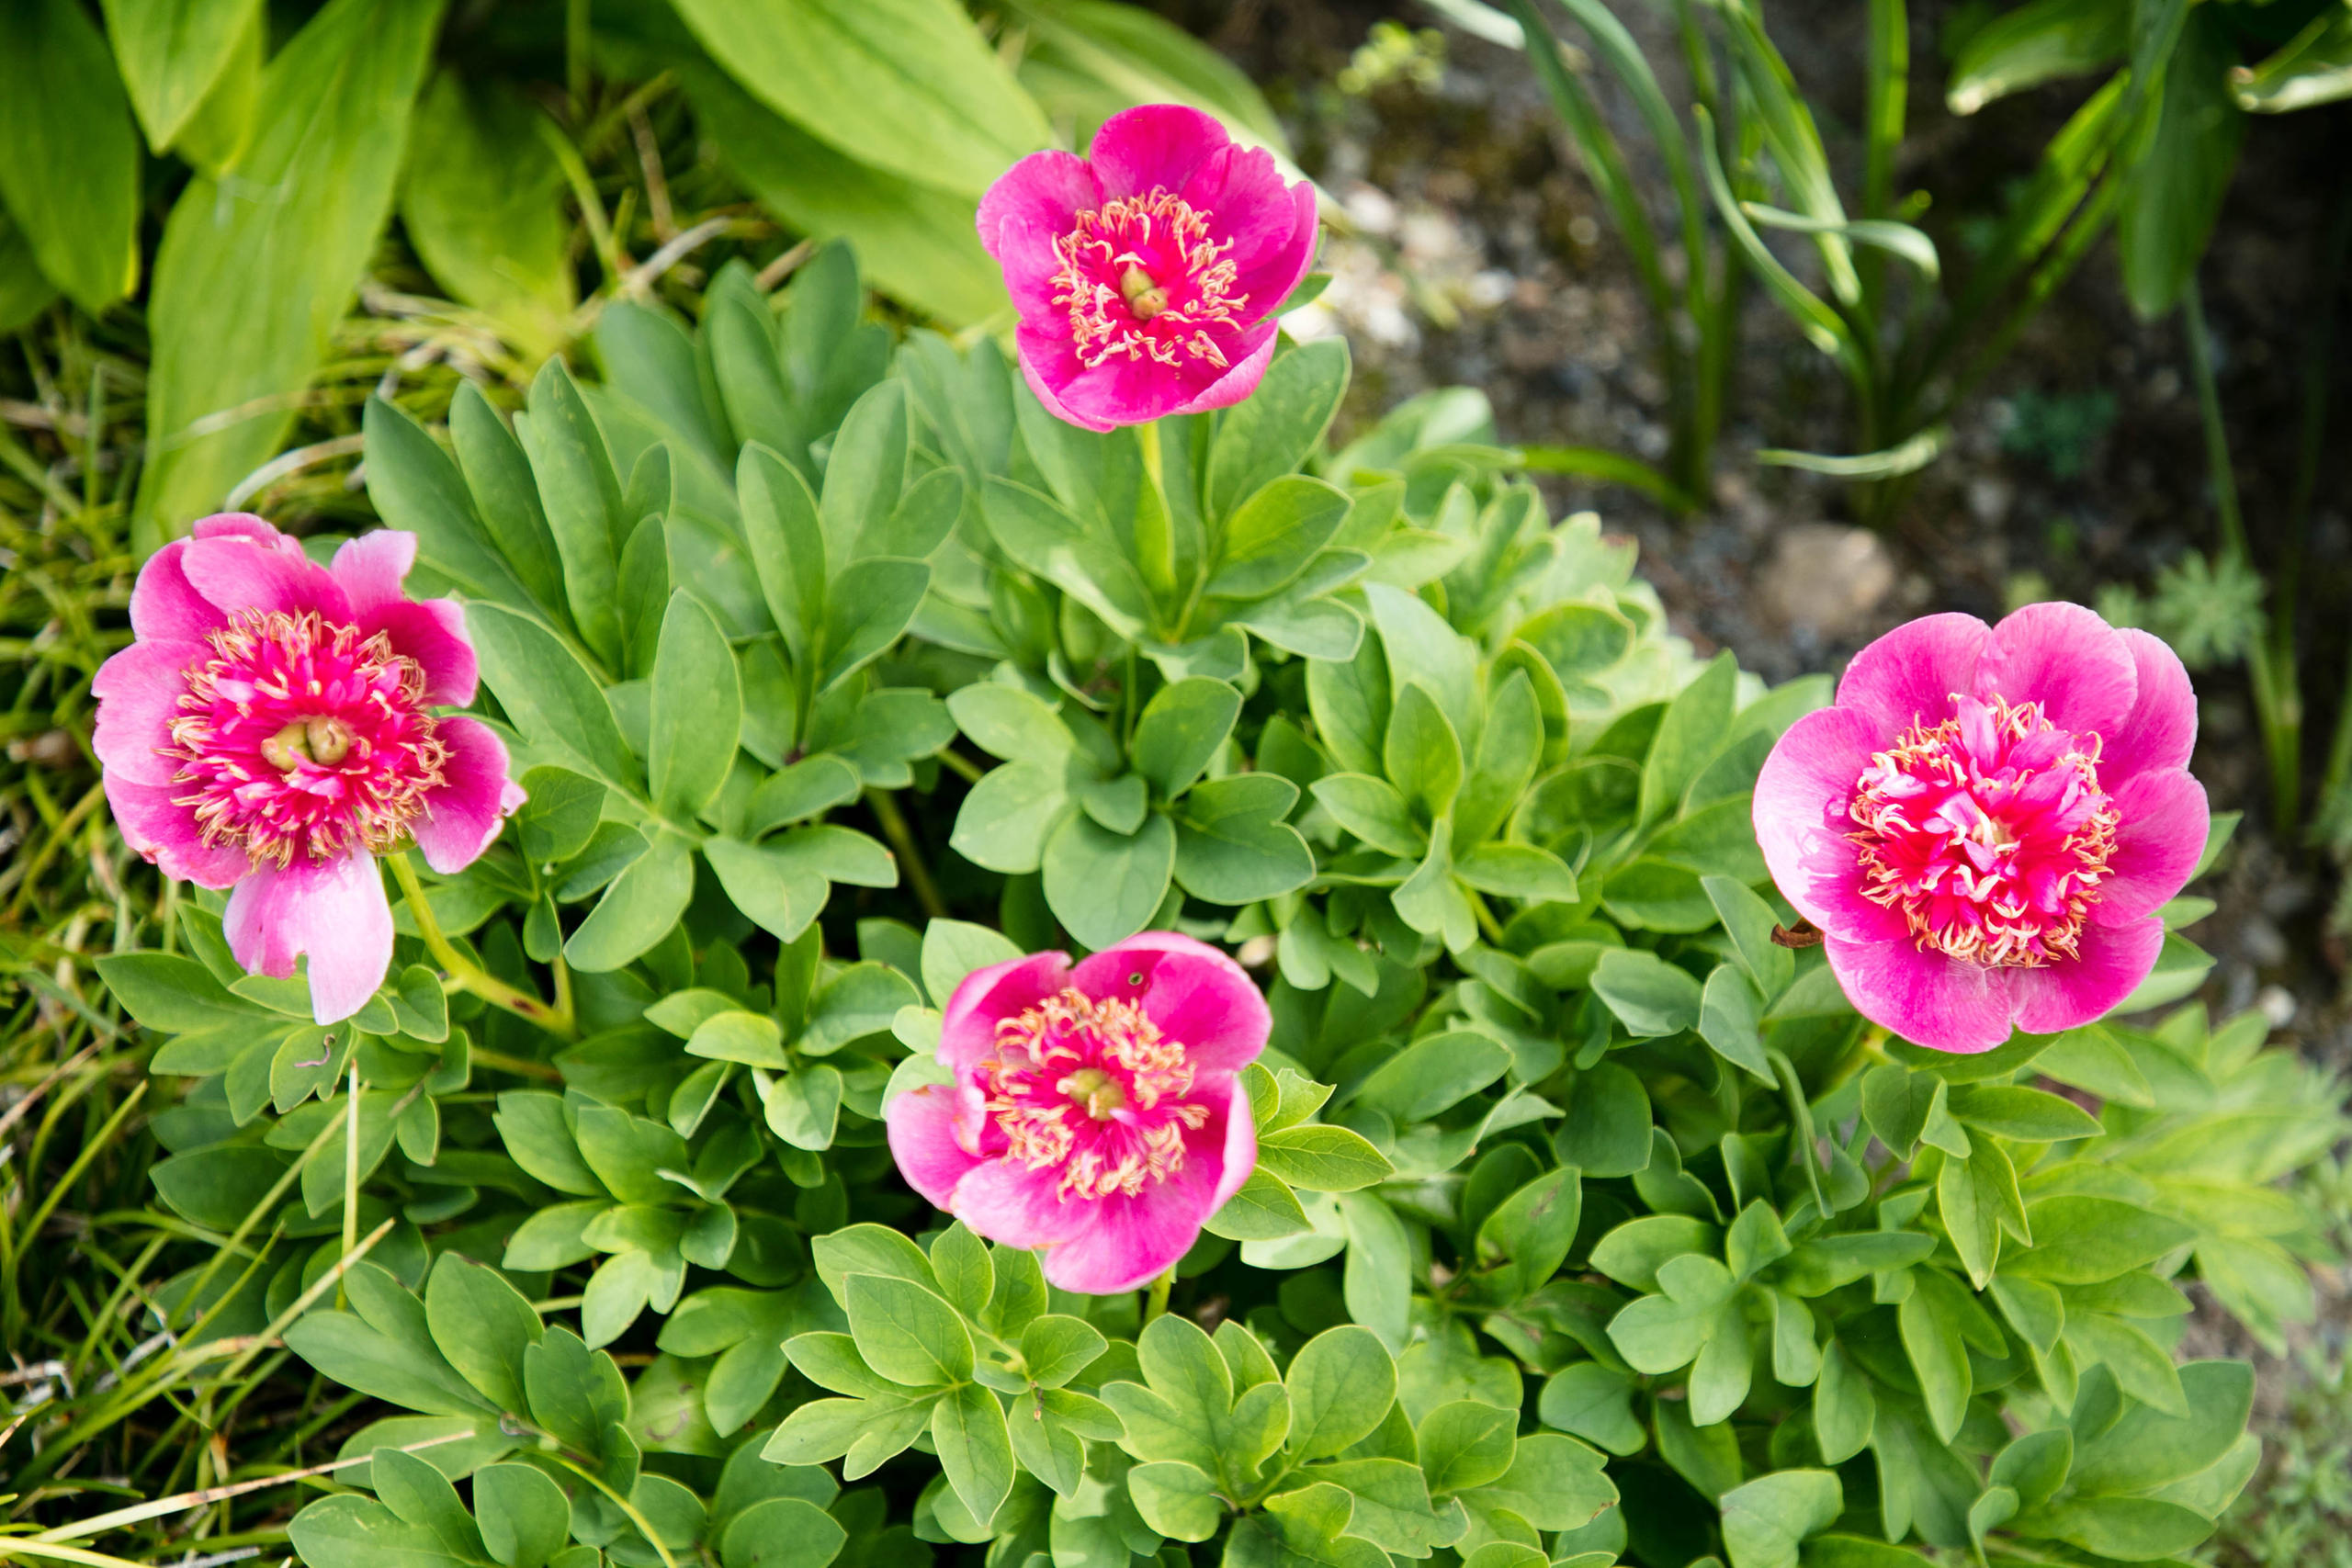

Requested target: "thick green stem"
[
  {"left": 1143, "top": 1266, "right": 1176, "bottom": 1323},
  {"left": 387, "top": 852, "right": 576, "bottom": 1039},
  {"left": 866, "top": 788, "right": 948, "bottom": 919}
]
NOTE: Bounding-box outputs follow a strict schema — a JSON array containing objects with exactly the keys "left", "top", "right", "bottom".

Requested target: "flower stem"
[
  {"left": 866, "top": 787, "right": 947, "bottom": 919},
  {"left": 1143, "top": 1265, "right": 1176, "bottom": 1323},
  {"left": 386, "top": 852, "right": 576, "bottom": 1040}
]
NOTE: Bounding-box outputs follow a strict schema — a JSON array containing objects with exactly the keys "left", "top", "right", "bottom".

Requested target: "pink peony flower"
[
  {"left": 95, "top": 513, "right": 524, "bottom": 1024},
  {"left": 976, "top": 104, "right": 1319, "bottom": 433},
  {"left": 1754, "top": 604, "right": 2207, "bottom": 1054},
  {"left": 887, "top": 932, "right": 1268, "bottom": 1293}
]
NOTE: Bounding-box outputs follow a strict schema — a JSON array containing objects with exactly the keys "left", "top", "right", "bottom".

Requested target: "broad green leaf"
[
  {"left": 1591, "top": 948, "right": 1702, "bottom": 1037},
  {"left": 138, "top": 0, "right": 442, "bottom": 544},
  {"left": 100, "top": 0, "right": 264, "bottom": 152},
  {"left": 1384, "top": 682, "right": 1464, "bottom": 824},
  {"left": 1258, "top": 1124, "right": 1395, "bottom": 1192},
  {"left": 650, "top": 591, "right": 742, "bottom": 821},
  {"left": 1285, "top": 1325, "right": 1397, "bottom": 1460},
  {"left": 1639, "top": 653, "right": 1736, "bottom": 826},
  {"left": 1041, "top": 812, "right": 1176, "bottom": 951},
  {"left": 566, "top": 831, "right": 695, "bottom": 972},
  {"left": 1134, "top": 678, "right": 1243, "bottom": 801},
  {"left": 1718, "top": 1469, "right": 1842, "bottom": 1568},
  {"left": 467, "top": 604, "right": 639, "bottom": 791},
  {"left": 844, "top": 1272, "right": 972, "bottom": 1388},
  {"left": 0, "top": 0, "right": 140, "bottom": 314},
  {"left": 932, "top": 1382, "right": 1014, "bottom": 1528},
  {"left": 1127, "top": 1460, "right": 1223, "bottom": 1542},
  {"left": 1340, "top": 1190, "right": 1412, "bottom": 1349},
  {"left": 1206, "top": 476, "right": 1355, "bottom": 599},
  {"left": 1208, "top": 339, "right": 1351, "bottom": 517},
  {"left": 1538, "top": 1362, "right": 1645, "bottom": 1456},
  {"left": 400, "top": 74, "right": 573, "bottom": 354}
]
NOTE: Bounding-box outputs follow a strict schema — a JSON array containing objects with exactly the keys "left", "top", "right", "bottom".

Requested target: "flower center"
[
  {"left": 1052, "top": 189, "right": 1247, "bottom": 372},
  {"left": 165, "top": 610, "right": 448, "bottom": 869},
  {"left": 1847, "top": 695, "right": 2120, "bottom": 968},
  {"left": 981, "top": 987, "right": 1210, "bottom": 1200}
]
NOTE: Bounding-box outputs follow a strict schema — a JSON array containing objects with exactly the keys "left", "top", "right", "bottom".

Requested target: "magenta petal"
[
  {"left": 411, "top": 717, "right": 522, "bottom": 874},
  {"left": 2094, "top": 769, "right": 2208, "bottom": 925},
  {"left": 106, "top": 774, "right": 248, "bottom": 889},
  {"left": 130, "top": 540, "right": 230, "bottom": 642},
  {"left": 2100, "top": 628, "right": 2198, "bottom": 784},
  {"left": 1169, "top": 325, "right": 1283, "bottom": 419},
  {"left": 1229, "top": 182, "right": 1322, "bottom": 315},
  {"left": 1074, "top": 933, "right": 1270, "bottom": 1074},
  {"left": 978, "top": 150, "right": 1098, "bottom": 261},
  {"left": 1044, "top": 1146, "right": 1221, "bottom": 1294},
  {"left": 2009, "top": 917, "right": 2165, "bottom": 1035},
  {"left": 92, "top": 640, "right": 206, "bottom": 786},
  {"left": 331, "top": 529, "right": 418, "bottom": 614},
  {"left": 1203, "top": 1072, "right": 1256, "bottom": 1211},
  {"left": 950, "top": 1159, "right": 1091, "bottom": 1252},
  {"left": 1179, "top": 141, "right": 1300, "bottom": 273},
  {"left": 366, "top": 598, "right": 478, "bottom": 705},
  {"left": 1014, "top": 333, "right": 1119, "bottom": 434},
  {"left": 1088, "top": 103, "right": 1230, "bottom": 201},
  {"left": 1825, "top": 934, "right": 2017, "bottom": 1054},
  {"left": 1752, "top": 705, "right": 1883, "bottom": 935},
  {"left": 939, "top": 951, "right": 1074, "bottom": 1072},
  {"left": 887, "top": 1083, "right": 989, "bottom": 1208},
  {"left": 1974, "top": 602, "right": 2137, "bottom": 738},
  {"left": 191, "top": 512, "right": 288, "bottom": 544},
  {"left": 1836, "top": 612, "right": 1988, "bottom": 736},
  {"left": 223, "top": 852, "right": 394, "bottom": 1025},
  {"left": 182, "top": 535, "right": 354, "bottom": 624}
]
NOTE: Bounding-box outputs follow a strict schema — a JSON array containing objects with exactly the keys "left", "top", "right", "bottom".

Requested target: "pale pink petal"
[
  {"left": 939, "top": 952, "right": 1074, "bottom": 1072},
  {"left": 1044, "top": 1144, "right": 1221, "bottom": 1294},
  {"left": 2100, "top": 628, "right": 2198, "bottom": 784},
  {"left": 1824, "top": 933, "right": 2016, "bottom": 1054},
  {"left": 1974, "top": 603, "right": 2137, "bottom": 739},
  {"left": 2009, "top": 917, "right": 2166, "bottom": 1035},
  {"left": 106, "top": 774, "right": 248, "bottom": 889},
  {"left": 364, "top": 598, "right": 477, "bottom": 705},
  {"left": 191, "top": 512, "right": 288, "bottom": 544},
  {"left": 949, "top": 1159, "right": 1091, "bottom": 1251},
  {"left": 330, "top": 529, "right": 418, "bottom": 615},
  {"left": 91, "top": 640, "right": 207, "bottom": 786},
  {"left": 2094, "top": 769, "right": 2207, "bottom": 926},
  {"left": 410, "top": 717, "right": 522, "bottom": 874},
  {"left": 130, "top": 541, "right": 230, "bottom": 642},
  {"left": 887, "top": 1083, "right": 989, "bottom": 1208},
  {"left": 182, "top": 535, "right": 353, "bottom": 623},
  {"left": 1088, "top": 104, "right": 1231, "bottom": 201},
  {"left": 1074, "top": 933, "right": 1270, "bottom": 1074},
  {"left": 1204, "top": 1073, "right": 1256, "bottom": 1210},
  {"left": 1752, "top": 705, "right": 1883, "bottom": 936},
  {"left": 224, "top": 852, "right": 394, "bottom": 1024},
  {"left": 1836, "top": 613, "right": 1987, "bottom": 737}
]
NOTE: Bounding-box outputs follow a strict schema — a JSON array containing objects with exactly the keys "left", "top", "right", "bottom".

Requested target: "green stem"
[
  {"left": 387, "top": 852, "right": 576, "bottom": 1039},
  {"left": 1143, "top": 1266, "right": 1176, "bottom": 1323},
  {"left": 2184, "top": 281, "right": 2299, "bottom": 834},
  {"left": 865, "top": 787, "right": 947, "bottom": 919}
]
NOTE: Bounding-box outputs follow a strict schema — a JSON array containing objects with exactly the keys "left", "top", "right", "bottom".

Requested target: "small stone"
[
  {"left": 2256, "top": 985, "right": 2297, "bottom": 1029},
  {"left": 1759, "top": 524, "right": 1897, "bottom": 639}
]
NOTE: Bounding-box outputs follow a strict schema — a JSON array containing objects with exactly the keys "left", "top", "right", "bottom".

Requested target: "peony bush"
[{"left": 68, "top": 129, "right": 2344, "bottom": 1568}]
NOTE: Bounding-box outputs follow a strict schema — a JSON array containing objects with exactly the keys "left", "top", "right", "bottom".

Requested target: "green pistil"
[{"left": 1061, "top": 1066, "right": 1128, "bottom": 1120}]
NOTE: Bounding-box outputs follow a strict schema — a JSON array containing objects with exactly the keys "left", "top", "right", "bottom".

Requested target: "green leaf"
[
  {"left": 1208, "top": 339, "right": 1351, "bottom": 517},
  {"left": 1340, "top": 1190, "right": 1412, "bottom": 1349},
  {"left": 1041, "top": 812, "right": 1176, "bottom": 951},
  {"left": 1465, "top": 1431, "right": 1617, "bottom": 1531},
  {"left": 1947, "top": 1084, "right": 2104, "bottom": 1143},
  {"left": 468, "top": 604, "right": 639, "bottom": 791},
  {"left": 100, "top": 0, "right": 263, "bottom": 152},
  {"left": 1589, "top": 1215, "right": 1719, "bottom": 1292},
  {"left": 650, "top": 591, "right": 742, "bottom": 822},
  {"left": 93, "top": 952, "right": 262, "bottom": 1034},
  {"left": 138, "top": 0, "right": 441, "bottom": 543},
  {"left": 1384, "top": 682, "right": 1464, "bottom": 824},
  {"left": 1702, "top": 874, "right": 1796, "bottom": 999},
  {"left": 1127, "top": 1460, "right": 1224, "bottom": 1542},
  {"left": 2025, "top": 1496, "right": 2215, "bottom": 1561},
  {"left": 1538, "top": 1362, "right": 1645, "bottom": 1456},
  {"left": 1205, "top": 1167, "right": 1314, "bottom": 1242},
  {"left": 1453, "top": 842, "right": 1577, "bottom": 903},
  {"left": 1258, "top": 1124, "right": 1395, "bottom": 1192},
  {"left": 931, "top": 1382, "right": 1014, "bottom": 1528},
  {"left": 1639, "top": 653, "right": 1736, "bottom": 827},
  {"left": 1285, "top": 1325, "right": 1397, "bottom": 1460},
  {"left": 721, "top": 1498, "right": 847, "bottom": 1568},
  {"left": 820, "top": 558, "right": 929, "bottom": 691},
  {"left": 423, "top": 1255, "right": 543, "bottom": 1416},
  {"left": 399, "top": 75, "right": 573, "bottom": 353},
  {"left": 1207, "top": 476, "right": 1355, "bottom": 599},
  {"left": 1476, "top": 1168, "right": 1583, "bottom": 1299},
  {"left": 2070, "top": 1359, "right": 2251, "bottom": 1495},
  {"left": 2005, "top": 1197, "right": 2197, "bottom": 1285},
  {"left": 843, "top": 1272, "right": 972, "bottom": 1388},
  {"left": 566, "top": 831, "right": 694, "bottom": 972},
  {"left": 671, "top": 0, "right": 1049, "bottom": 200},
  {"left": 739, "top": 444, "right": 828, "bottom": 675},
  {"left": 1134, "top": 678, "right": 1242, "bottom": 800},
  {"left": 701, "top": 837, "right": 829, "bottom": 945},
  {"left": 1312, "top": 773, "right": 1425, "bottom": 857},
  {"left": 0, "top": 0, "right": 140, "bottom": 314},
  {"left": 1591, "top": 949, "right": 1702, "bottom": 1037},
  {"left": 1419, "top": 1399, "right": 1516, "bottom": 1494},
  {"left": 1175, "top": 774, "right": 1316, "bottom": 904},
  {"left": 1355, "top": 1030, "right": 1510, "bottom": 1122},
  {"left": 1718, "top": 1469, "right": 1842, "bottom": 1568},
  {"left": 1699, "top": 965, "right": 1776, "bottom": 1086},
  {"left": 1898, "top": 1274, "right": 1974, "bottom": 1443}
]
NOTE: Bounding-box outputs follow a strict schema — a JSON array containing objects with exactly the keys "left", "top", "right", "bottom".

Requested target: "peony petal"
[
  {"left": 1752, "top": 705, "right": 1885, "bottom": 936},
  {"left": 887, "top": 1082, "right": 989, "bottom": 1209},
  {"left": 978, "top": 149, "right": 1099, "bottom": 266},
  {"left": 949, "top": 1158, "right": 1091, "bottom": 1251},
  {"left": 1824, "top": 933, "right": 2016, "bottom": 1054},
  {"left": 1179, "top": 141, "right": 1304, "bottom": 275},
  {"left": 106, "top": 774, "right": 248, "bottom": 888},
  {"left": 182, "top": 534, "right": 353, "bottom": 624},
  {"left": 2009, "top": 917, "right": 2166, "bottom": 1035},
  {"left": 939, "top": 951, "right": 1074, "bottom": 1072},
  {"left": 1975, "top": 602, "right": 2137, "bottom": 739},
  {"left": 365, "top": 597, "right": 478, "bottom": 705},
  {"left": 223, "top": 852, "right": 394, "bottom": 1024},
  {"left": 2100, "top": 628, "right": 2198, "bottom": 784},
  {"left": 1202, "top": 1072, "right": 1256, "bottom": 1211},
  {"left": 1074, "top": 932, "right": 1270, "bottom": 1074},
  {"left": 1014, "top": 327, "right": 1120, "bottom": 433},
  {"left": 330, "top": 529, "right": 418, "bottom": 615},
  {"left": 2092, "top": 769, "right": 2208, "bottom": 925},
  {"left": 130, "top": 540, "right": 230, "bottom": 642},
  {"left": 1043, "top": 1144, "right": 1222, "bottom": 1295},
  {"left": 191, "top": 512, "right": 288, "bottom": 544},
  {"left": 1088, "top": 103, "right": 1231, "bottom": 201},
  {"left": 1168, "top": 325, "right": 1283, "bottom": 419},
  {"left": 1227, "top": 182, "right": 1322, "bottom": 321},
  {"left": 91, "top": 639, "right": 207, "bottom": 786},
  {"left": 411, "top": 717, "right": 523, "bottom": 874},
  {"left": 1836, "top": 612, "right": 1988, "bottom": 737}
]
